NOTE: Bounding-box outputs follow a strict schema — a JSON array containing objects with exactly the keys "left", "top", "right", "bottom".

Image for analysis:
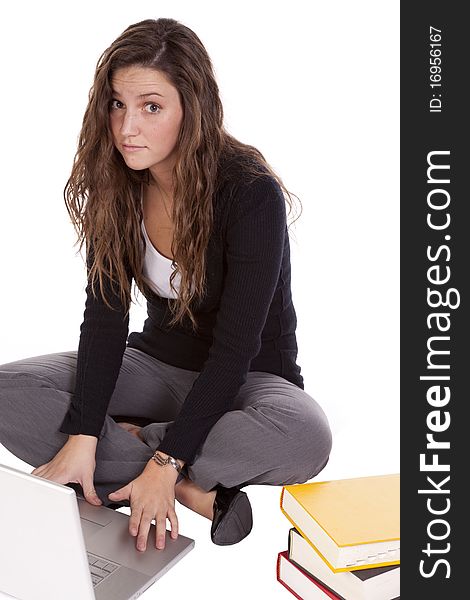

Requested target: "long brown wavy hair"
[{"left": 65, "top": 17, "right": 300, "bottom": 329}]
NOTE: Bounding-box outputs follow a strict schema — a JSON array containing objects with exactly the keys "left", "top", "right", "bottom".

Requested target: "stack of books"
[{"left": 277, "top": 474, "right": 400, "bottom": 599}]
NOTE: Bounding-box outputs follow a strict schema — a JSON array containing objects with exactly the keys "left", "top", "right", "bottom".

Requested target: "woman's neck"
[
  {"left": 143, "top": 178, "right": 174, "bottom": 223},
  {"left": 148, "top": 167, "right": 174, "bottom": 198}
]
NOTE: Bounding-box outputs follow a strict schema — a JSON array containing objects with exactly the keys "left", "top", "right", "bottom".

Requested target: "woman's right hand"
[{"left": 31, "top": 434, "right": 102, "bottom": 505}]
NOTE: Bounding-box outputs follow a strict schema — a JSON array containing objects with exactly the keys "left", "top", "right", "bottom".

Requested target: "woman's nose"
[{"left": 120, "top": 111, "right": 140, "bottom": 136}]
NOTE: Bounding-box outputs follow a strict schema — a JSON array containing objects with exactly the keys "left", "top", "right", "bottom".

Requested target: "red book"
[{"left": 277, "top": 551, "right": 341, "bottom": 599}]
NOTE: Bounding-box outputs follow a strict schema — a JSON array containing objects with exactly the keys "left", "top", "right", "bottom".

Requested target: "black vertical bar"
[{"left": 401, "top": 2, "right": 467, "bottom": 598}]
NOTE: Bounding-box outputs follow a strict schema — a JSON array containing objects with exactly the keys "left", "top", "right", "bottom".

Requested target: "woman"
[{"left": 0, "top": 18, "right": 331, "bottom": 552}]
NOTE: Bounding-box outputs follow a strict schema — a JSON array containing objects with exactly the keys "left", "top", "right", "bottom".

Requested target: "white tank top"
[{"left": 140, "top": 185, "right": 181, "bottom": 299}]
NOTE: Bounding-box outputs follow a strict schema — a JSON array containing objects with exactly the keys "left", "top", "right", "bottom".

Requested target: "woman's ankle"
[{"left": 175, "top": 478, "right": 217, "bottom": 520}]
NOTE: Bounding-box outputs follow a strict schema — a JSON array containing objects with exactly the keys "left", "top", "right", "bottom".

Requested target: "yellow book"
[{"left": 280, "top": 474, "right": 400, "bottom": 573}]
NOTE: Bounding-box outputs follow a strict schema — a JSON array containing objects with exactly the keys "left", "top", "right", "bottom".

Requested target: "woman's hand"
[
  {"left": 31, "top": 434, "right": 102, "bottom": 506},
  {"left": 108, "top": 457, "right": 180, "bottom": 552}
]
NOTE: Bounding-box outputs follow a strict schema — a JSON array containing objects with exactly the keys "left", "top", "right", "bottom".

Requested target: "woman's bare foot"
[
  {"left": 117, "top": 421, "right": 144, "bottom": 441},
  {"left": 175, "top": 478, "right": 217, "bottom": 520}
]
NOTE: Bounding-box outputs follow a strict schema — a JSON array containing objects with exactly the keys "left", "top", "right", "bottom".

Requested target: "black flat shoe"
[{"left": 210, "top": 485, "right": 253, "bottom": 546}]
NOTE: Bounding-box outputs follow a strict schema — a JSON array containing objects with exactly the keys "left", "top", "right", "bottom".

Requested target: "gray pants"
[{"left": 0, "top": 347, "right": 332, "bottom": 506}]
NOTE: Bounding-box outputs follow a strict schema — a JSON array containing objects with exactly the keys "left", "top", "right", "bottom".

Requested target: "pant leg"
[
  {"left": 1, "top": 350, "right": 332, "bottom": 499},
  {"left": 0, "top": 348, "right": 197, "bottom": 505},
  {"left": 141, "top": 370, "right": 333, "bottom": 492}
]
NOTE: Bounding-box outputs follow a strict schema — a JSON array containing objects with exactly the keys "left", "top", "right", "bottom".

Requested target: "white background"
[{"left": 0, "top": 1, "right": 399, "bottom": 598}]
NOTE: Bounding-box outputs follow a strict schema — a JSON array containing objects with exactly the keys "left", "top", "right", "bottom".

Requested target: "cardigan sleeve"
[
  {"left": 156, "top": 175, "right": 287, "bottom": 464},
  {"left": 59, "top": 243, "right": 131, "bottom": 438}
]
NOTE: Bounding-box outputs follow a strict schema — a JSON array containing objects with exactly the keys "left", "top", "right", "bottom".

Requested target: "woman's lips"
[{"left": 122, "top": 144, "right": 146, "bottom": 152}]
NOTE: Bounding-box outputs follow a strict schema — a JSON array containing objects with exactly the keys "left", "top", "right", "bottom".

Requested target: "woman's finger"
[
  {"left": 155, "top": 516, "right": 167, "bottom": 550},
  {"left": 82, "top": 479, "right": 102, "bottom": 505},
  {"left": 129, "top": 503, "right": 143, "bottom": 538},
  {"left": 136, "top": 510, "right": 153, "bottom": 552},
  {"left": 32, "top": 465, "right": 49, "bottom": 478},
  {"left": 168, "top": 507, "right": 179, "bottom": 540},
  {"left": 32, "top": 462, "right": 50, "bottom": 476}
]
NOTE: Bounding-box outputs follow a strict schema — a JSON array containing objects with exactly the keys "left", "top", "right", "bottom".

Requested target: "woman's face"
[{"left": 109, "top": 65, "right": 184, "bottom": 184}]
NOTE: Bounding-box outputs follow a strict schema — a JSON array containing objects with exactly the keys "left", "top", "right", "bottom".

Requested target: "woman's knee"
[
  {"left": 0, "top": 352, "right": 77, "bottom": 390},
  {"left": 0, "top": 369, "right": 72, "bottom": 447},
  {"left": 286, "top": 399, "right": 333, "bottom": 484},
  {"left": 248, "top": 387, "right": 332, "bottom": 484}
]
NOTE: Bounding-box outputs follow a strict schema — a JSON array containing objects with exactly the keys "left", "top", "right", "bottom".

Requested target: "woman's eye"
[
  {"left": 109, "top": 99, "right": 160, "bottom": 113},
  {"left": 145, "top": 103, "right": 161, "bottom": 114}
]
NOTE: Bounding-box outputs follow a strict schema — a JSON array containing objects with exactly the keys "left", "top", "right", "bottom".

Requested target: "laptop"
[{"left": 0, "top": 463, "right": 195, "bottom": 600}]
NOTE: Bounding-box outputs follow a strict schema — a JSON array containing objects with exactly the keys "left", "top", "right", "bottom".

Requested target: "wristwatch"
[{"left": 151, "top": 450, "right": 182, "bottom": 474}]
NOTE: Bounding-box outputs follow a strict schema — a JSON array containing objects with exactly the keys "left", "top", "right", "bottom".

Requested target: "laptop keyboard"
[{"left": 87, "top": 551, "right": 120, "bottom": 587}]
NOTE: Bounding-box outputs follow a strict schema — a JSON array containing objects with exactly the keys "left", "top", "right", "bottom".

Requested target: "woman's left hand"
[{"left": 108, "top": 458, "right": 179, "bottom": 552}]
